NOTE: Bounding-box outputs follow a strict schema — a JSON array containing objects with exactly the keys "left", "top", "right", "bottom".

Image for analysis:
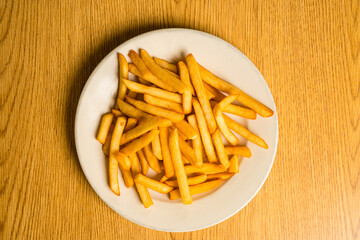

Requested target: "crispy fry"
[
  {"left": 108, "top": 157, "right": 120, "bottom": 195},
  {"left": 184, "top": 163, "right": 227, "bottom": 175},
  {"left": 212, "top": 129, "right": 230, "bottom": 168},
  {"left": 178, "top": 61, "right": 195, "bottom": 94},
  {"left": 124, "top": 118, "right": 138, "bottom": 132},
  {"left": 140, "top": 49, "right": 188, "bottom": 93},
  {"left": 120, "top": 129, "right": 160, "bottom": 156},
  {"left": 160, "top": 127, "right": 175, "bottom": 178},
  {"left": 165, "top": 174, "right": 207, "bottom": 187},
  {"left": 144, "top": 94, "right": 184, "bottom": 114},
  {"left": 96, "top": 113, "right": 114, "bottom": 144},
  {"left": 110, "top": 117, "right": 131, "bottom": 171},
  {"left": 137, "top": 148, "right": 149, "bottom": 175},
  {"left": 119, "top": 166, "right": 134, "bottom": 188},
  {"left": 158, "top": 118, "right": 172, "bottom": 127},
  {"left": 122, "top": 79, "right": 182, "bottom": 103},
  {"left": 126, "top": 96, "right": 184, "bottom": 122},
  {"left": 164, "top": 68, "right": 180, "bottom": 78},
  {"left": 204, "top": 86, "right": 216, "bottom": 100},
  {"left": 152, "top": 127, "right": 163, "bottom": 160},
  {"left": 159, "top": 174, "right": 169, "bottom": 183},
  {"left": 102, "top": 123, "right": 114, "bottom": 157},
  {"left": 153, "top": 57, "right": 178, "bottom": 73},
  {"left": 143, "top": 144, "right": 162, "bottom": 173},
  {"left": 178, "top": 136, "right": 196, "bottom": 165},
  {"left": 213, "top": 103, "right": 239, "bottom": 146},
  {"left": 186, "top": 54, "right": 217, "bottom": 134},
  {"left": 174, "top": 120, "right": 198, "bottom": 140},
  {"left": 128, "top": 63, "right": 143, "bottom": 77},
  {"left": 224, "top": 146, "right": 252, "bottom": 158},
  {"left": 198, "top": 64, "right": 273, "bottom": 117},
  {"left": 217, "top": 94, "right": 238, "bottom": 110},
  {"left": 117, "top": 53, "right": 129, "bottom": 102},
  {"left": 111, "top": 109, "right": 124, "bottom": 117},
  {"left": 228, "top": 155, "right": 239, "bottom": 173},
  {"left": 210, "top": 101, "right": 257, "bottom": 120},
  {"left": 187, "top": 115, "right": 203, "bottom": 167},
  {"left": 203, "top": 82, "right": 226, "bottom": 102},
  {"left": 169, "top": 129, "right": 192, "bottom": 204},
  {"left": 169, "top": 180, "right": 223, "bottom": 200},
  {"left": 193, "top": 99, "right": 217, "bottom": 162},
  {"left": 135, "top": 174, "right": 173, "bottom": 194},
  {"left": 117, "top": 99, "right": 152, "bottom": 119},
  {"left": 206, "top": 172, "right": 235, "bottom": 180},
  {"left": 223, "top": 114, "right": 268, "bottom": 149},
  {"left": 120, "top": 116, "right": 159, "bottom": 145}
]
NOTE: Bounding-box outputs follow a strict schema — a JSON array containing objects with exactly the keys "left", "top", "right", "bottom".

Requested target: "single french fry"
[
  {"left": 228, "top": 155, "right": 239, "bottom": 173},
  {"left": 165, "top": 174, "right": 207, "bottom": 187},
  {"left": 122, "top": 79, "right": 182, "bottom": 103},
  {"left": 160, "top": 174, "right": 169, "bottom": 183},
  {"left": 140, "top": 49, "right": 188, "bottom": 93},
  {"left": 117, "top": 53, "right": 129, "bottom": 102},
  {"left": 96, "top": 113, "right": 114, "bottom": 144},
  {"left": 225, "top": 146, "right": 252, "bottom": 158},
  {"left": 210, "top": 101, "right": 257, "bottom": 120},
  {"left": 119, "top": 166, "right": 134, "bottom": 188},
  {"left": 102, "top": 123, "right": 114, "bottom": 157},
  {"left": 158, "top": 118, "right": 172, "bottom": 127},
  {"left": 153, "top": 57, "right": 178, "bottom": 73},
  {"left": 134, "top": 174, "right": 173, "bottom": 194},
  {"left": 212, "top": 129, "right": 230, "bottom": 168},
  {"left": 124, "top": 118, "right": 138, "bottom": 132},
  {"left": 144, "top": 94, "right": 184, "bottom": 114},
  {"left": 187, "top": 115, "right": 203, "bottom": 167},
  {"left": 164, "top": 68, "right": 180, "bottom": 78},
  {"left": 178, "top": 137, "right": 196, "bottom": 165},
  {"left": 108, "top": 157, "right": 120, "bottom": 195},
  {"left": 120, "top": 129, "right": 160, "bottom": 156},
  {"left": 169, "top": 129, "right": 192, "bottom": 204},
  {"left": 112, "top": 109, "right": 124, "bottom": 117},
  {"left": 213, "top": 104, "right": 239, "bottom": 146},
  {"left": 152, "top": 127, "right": 163, "bottom": 160},
  {"left": 110, "top": 117, "right": 131, "bottom": 171},
  {"left": 223, "top": 114, "right": 268, "bottom": 149},
  {"left": 128, "top": 63, "right": 143, "bottom": 77},
  {"left": 186, "top": 54, "right": 217, "bottom": 134},
  {"left": 117, "top": 99, "right": 152, "bottom": 119},
  {"left": 184, "top": 163, "right": 227, "bottom": 175},
  {"left": 206, "top": 172, "right": 235, "bottom": 180},
  {"left": 120, "top": 116, "right": 159, "bottom": 145},
  {"left": 169, "top": 180, "right": 223, "bottom": 200},
  {"left": 174, "top": 120, "right": 198, "bottom": 140},
  {"left": 159, "top": 127, "right": 175, "bottom": 178},
  {"left": 178, "top": 61, "right": 195, "bottom": 95},
  {"left": 128, "top": 50, "right": 175, "bottom": 91},
  {"left": 203, "top": 82, "right": 226, "bottom": 102},
  {"left": 170, "top": 125, "right": 188, "bottom": 140},
  {"left": 137, "top": 148, "right": 149, "bottom": 175},
  {"left": 143, "top": 144, "right": 162, "bottom": 173},
  {"left": 198, "top": 64, "right": 274, "bottom": 117},
  {"left": 217, "top": 94, "right": 238, "bottom": 110},
  {"left": 204, "top": 86, "right": 216, "bottom": 100},
  {"left": 193, "top": 100, "right": 217, "bottom": 162},
  {"left": 126, "top": 96, "right": 184, "bottom": 122}
]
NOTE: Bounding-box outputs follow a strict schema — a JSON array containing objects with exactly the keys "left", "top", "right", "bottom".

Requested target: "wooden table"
[{"left": 1, "top": 0, "right": 359, "bottom": 239}]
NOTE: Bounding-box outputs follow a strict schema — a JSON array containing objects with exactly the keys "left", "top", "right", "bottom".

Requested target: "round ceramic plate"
[{"left": 75, "top": 28, "right": 278, "bottom": 232}]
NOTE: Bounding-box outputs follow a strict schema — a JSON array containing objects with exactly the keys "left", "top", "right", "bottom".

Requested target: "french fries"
[
  {"left": 124, "top": 118, "right": 138, "bottom": 132},
  {"left": 169, "top": 180, "right": 224, "bottom": 200},
  {"left": 96, "top": 113, "right": 114, "bottom": 144},
  {"left": 212, "top": 129, "right": 230, "bottom": 168},
  {"left": 203, "top": 82, "right": 226, "bottom": 102},
  {"left": 187, "top": 115, "right": 203, "bottom": 167},
  {"left": 137, "top": 148, "right": 149, "bottom": 175},
  {"left": 174, "top": 120, "right": 198, "bottom": 140},
  {"left": 151, "top": 127, "right": 163, "bottom": 160},
  {"left": 210, "top": 101, "right": 257, "bottom": 120},
  {"left": 159, "top": 127, "right": 175, "bottom": 177},
  {"left": 228, "top": 155, "right": 239, "bottom": 173},
  {"left": 165, "top": 174, "right": 207, "bottom": 187},
  {"left": 225, "top": 146, "right": 252, "bottom": 158},
  {"left": 178, "top": 61, "right": 193, "bottom": 114},
  {"left": 134, "top": 174, "right": 173, "bottom": 194},
  {"left": 153, "top": 57, "right": 178, "bottom": 73},
  {"left": 143, "top": 144, "right": 162, "bottom": 173},
  {"left": 120, "top": 129, "right": 160, "bottom": 156},
  {"left": 117, "top": 53, "right": 129, "bottom": 102},
  {"left": 144, "top": 94, "right": 184, "bottom": 114},
  {"left": 112, "top": 109, "right": 124, "bottom": 117},
  {"left": 184, "top": 163, "right": 227, "bottom": 175},
  {"left": 120, "top": 116, "right": 159, "bottom": 145},
  {"left": 206, "top": 173, "right": 235, "bottom": 180}
]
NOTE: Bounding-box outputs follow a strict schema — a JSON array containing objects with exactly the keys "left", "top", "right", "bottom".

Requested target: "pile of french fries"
[{"left": 96, "top": 49, "right": 273, "bottom": 207}]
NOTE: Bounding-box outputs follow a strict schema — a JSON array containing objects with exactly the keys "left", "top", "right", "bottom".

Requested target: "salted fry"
[
  {"left": 102, "top": 123, "right": 114, "bottom": 157},
  {"left": 225, "top": 146, "right": 252, "bottom": 158},
  {"left": 137, "top": 149, "right": 149, "bottom": 175},
  {"left": 110, "top": 117, "right": 131, "bottom": 171},
  {"left": 122, "top": 79, "right": 182, "bottom": 103},
  {"left": 193, "top": 99, "right": 217, "bottom": 162},
  {"left": 213, "top": 103, "right": 239, "bottom": 146},
  {"left": 124, "top": 118, "right": 138, "bottom": 132},
  {"left": 158, "top": 118, "right": 172, "bottom": 127},
  {"left": 160, "top": 127, "right": 175, "bottom": 177},
  {"left": 184, "top": 163, "right": 227, "bottom": 175},
  {"left": 126, "top": 96, "right": 184, "bottom": 122},
  {"left": 120, "top": 129, "right": 160, "bottom": 156},
  {"left": 154, "top": 57, "right": 178, "bottom": 73},
  {"left": 152, "top": 128, "right": 163, "bottom": 160},
  {"left": 96, "top": 113, "right": 114, "bottom": 144},
  {"left": 178, "top": 61, "right": 195, "bottom": 94},
  {"left": 187, "top": 115, "right": 203, "bottom": 167},
  {"left": 169, "top": 180, "right": 223, "bottom": 200},
  {"left": 133, "top": 174, "right": 173, "bottom": 194},
  {"left": 160, "top": 174, "right": 170, "bottom": 183},
  {"left": 165, "top": 174, "right": 207, "bottom": 187},
  {"left": 119, "top": 166, "right": 134, "bottom": 188},
  {"left": 212, "top": 129, "right": 230, "bottom": 168},
  {"left": 223, "top": 114, "right": 268, "bottom": 149},
  {"left": 169, "top": 129, "right": 192, "bottom": 204},
  {"left": 120, "top": 116, "right": 159, "bottom": 145},
  {"left": 203, "top": 82, "right": 226, "bottom": 101},
  {"left": 228, "top": 155, "right": 239, "bottom": 173},
  {"left": 140, "top": 49, "right": 188, "bottom": 93},
  {"left": 210, "top": 101, "right": 257, "bottom": 120},
  {"left": 112, "top": 109, "right": 124, "bottom": 117},
  {"left": 198, "top": 64, "right": 274, "bottom": 117},
  {"left": 186, "top": 54, "right": 217, "bottom": 133},
  {"left": 174, "top": 120, "right": 198, "bottom": 140},
  {"left": 144, "top": 94, "right": 184, "bottom": 114},
  {"left": 164, "top": 68, "right": 180, "bottom": 78},
  {"left": 178, "top": 137, "right": 196, "bottom": 165},
  {"left": 204, "top": 86, "right": 216, "bottom": 100},
  {"left": 117, "top": 99, "right": 152, "bottom": 119},
  {"left": 128, "top": 63, "right": 143, "bottom": 77},
  {"left": 206, "top": 172, "right": 235, "bottom": 180},
  {"left": 143, "top": 144, "right": 162, "bottom": 173},
  {"left": 117, "top": 53, "right": 129, "bottom": 102}
]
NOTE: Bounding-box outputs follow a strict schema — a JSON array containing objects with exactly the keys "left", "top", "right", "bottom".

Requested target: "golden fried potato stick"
[
  {"left": 184, "top": 163, "right": 227, "bottom": 175},
  {"left": 204, "top": 86, "right": 216, "bottom": 100},
  {"left": 96, "top": 113, "right": 114, "bottom": 144},
  {"left": 178, "top": 61, "right": 193, "bottom": 114},
  {"left": 117, "top": 99, "right": 152, "bottom": 119},
  {"left": 174, "top": 120, "right": 198, "bottom": 140},
  {"left": 124, "top": 118, "right": 138, "bottom": 132},
  {"left": 169, "top": 128, "right": 192, "bottom": 204},
  {"left": 228, "top": 155, "right": 239, "bottom": 173},
  {"left": 165, "top": 174, "right": 207, "bottom": 187},
  {"left": 223, "top": 114, "right": 268, "bottom": 149},
  {"left": 198, "top": 64, "right": 274, "bottom": 117},
  {"left": 120, "top": 116, "right": 159, "bottom": 145},
  {"left": 122, "top": 79, "right": 182, "bottom": 103},
  {"left": 134, "top": 174, "right": 173, "bottom": 194},
  {"left": 143, "top": 144, "right": 162, "bottom": 173},
  {"left": 128, "top": 50, "right": 175, "bottom": 91},
  {"left": 126, "top": 96, "right": 184, "bottom": 122},
  {"left": 117, "top": 53, "right": 129, "bottom": 102},
  {"left": 206, "top": 172, "right": 235, "bottom": 180},
  {"left": 140, "top": 49, "right": 188, "bottom": 93},
  {"left": 181, "top": 154, "right": 190, "bottom": 164},
  {"left": 151, "top": 127, "right": 163, "bottom": 160},
  {"left": 178, "top": 137, "right": 196, "bottom": 165},
  {"left": 119, "top": 166, "right": 134, "bottom": 188},
  {"left": 102, "top": 123, "right": 114, "bottom": 157},
  {"left": 186, "top": 54, "right": 217, "bottom": 134},
  {"left": 203, "top": 82, "right": 226, "bottom": 102},
  {"left": 159, "top": 127, "right": 175, "bottom": 178},
  {"left": 128, "top": 63, "right": 143, "bottom": 77},
  {"left": 164, "top": 68, "right": 180, "bottom": 78},
  {"left": 144, "top": 94, "right": 184, "bottom": 114},
  {"left": 193, "top": 99, "right": 217, "bottom": 162},
  {"left": 224, "top": 146, "right": 252, "bottom": 158},
  {"left": 169, "top": 179, "right": 223, "bottom": 200},
  {"left": 212, "top": 129, "right": 230, "bottom": 168},
  {"left": 187, "top": 115, "right": 203, "bottom": 167},
  {"left": 213, "top": 102, "right": 239, "bottom": 146},
  {"left": 153, "top": 57, "right": 178, "bottom": 73},
  {"left": 159, "top": 174, "right": 170, "bottom": 183},
  {"left": 137, "top": 148, "right": 149, "bottom": 175},
  {"left": 119, "top": 129, "right": 159, "bottom": 156},
  {"left": 111, "top": 109, "right": 124, "bottom": 117},
  {"left": 210, "top": 101, "right": 257, "bottom": 120}
]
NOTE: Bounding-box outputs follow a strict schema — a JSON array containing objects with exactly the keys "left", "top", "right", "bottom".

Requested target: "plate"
[{"left": 75, "top": 28, "right": 278, "bottom": 232}]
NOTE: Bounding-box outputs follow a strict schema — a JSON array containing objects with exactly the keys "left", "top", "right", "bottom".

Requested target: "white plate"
[{"left": 75, "top": 28, "right": 278, "bottom": 232}]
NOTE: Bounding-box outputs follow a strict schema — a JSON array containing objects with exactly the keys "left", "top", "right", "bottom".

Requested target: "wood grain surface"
[{"left": 1, "top": 0, "right": 359, "bottom": 239}]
